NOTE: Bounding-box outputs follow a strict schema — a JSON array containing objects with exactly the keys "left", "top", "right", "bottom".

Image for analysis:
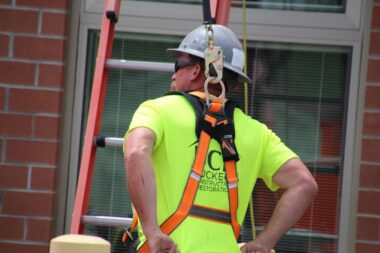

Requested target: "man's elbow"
[
  {"left": 125, "top": 148, "right": 146, "bottom": 168},
  {"left": 301, "top": 175, "right": 318, "bottom": 199}
]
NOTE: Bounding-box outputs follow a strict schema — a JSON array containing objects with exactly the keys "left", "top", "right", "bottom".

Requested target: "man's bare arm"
[
  {"left": 124, "top": 127, "right": 179, "bottom": 253},
  {"left": 125, "top": 127, "right": 159, "bottom": 237},
  {"left": 241, "top": 158, "right": 318, "bottom": 253}
]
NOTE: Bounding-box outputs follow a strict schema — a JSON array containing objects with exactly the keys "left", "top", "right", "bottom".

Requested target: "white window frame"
[{"left": 59, "top": 1, "right": 367, "bottom": 253}]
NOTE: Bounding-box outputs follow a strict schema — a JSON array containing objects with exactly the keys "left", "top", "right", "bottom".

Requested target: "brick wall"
[
  {"left": 0, "top": 0, "right": 68, "bottom": 252},
  {"left": 356, "top": 2, "right": 380, "bottom": 253},
  {"left": 0, "top": 1, "right": 378, "bottom": 253}
]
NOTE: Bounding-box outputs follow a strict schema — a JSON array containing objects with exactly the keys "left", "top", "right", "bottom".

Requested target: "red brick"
[
  {"left": 0, "top": 87, "right": 4, "bottom": 110},
  {"left": 356, "top": 216, "right": 380, "bottom": 240},
  {"left": 358, "top": 191, "right": 380, "bottom": 214},
  {"left": 373, "top": 6, "right": 380, "bottom": 29},
  {"left": 9, "top": 89, "right": 62, "bottom": 113},
  {"left": 370, "top": 32, "right": 380, "bottom": 56},
  {"left": 363, "top": 112, "right": 380, "bottom": 135},
  {"left": 0, "top": 34, "right": 9, "bottom": 56},
  {"left": 17, "top": 0, "right": 68, "bottom": 9},
  {"left": 14, "top": 36, "right": 65, "bottom": 61},
  {"left": 0, "top": 9, "right": 38, "bottom": 33},
  {"left": 365, "top": 86, "right": 380, "bottom": 109},
  {"left": 35, "top": 116, "right": 61, "bottom": 139},
  {"left": 2, "top": 191, "right": 55, "bottom": 216},
  {"left": 356, "top": 243, "right": 380, "bottom": 253},
  {"left": 367, "top": 59, "right": 380, "bottom": 82},
  {"left": 38, "top": 64, "right": 64, "bottom": 87},
  {"left": 6, "top": 139, "right": 58, "bottom": 164},
  {"left": 0, "top": 61, "right": 35, "bottom": 85},
  {"left": 41, "top": 12, "right": 67, "bottom": 36},
  {"left": 0, "top": 217, "right": 24, "bottom": 240},
  {"left": 0, "top": 113, "right": 33, "bottom": 137},
  {"left": 360, "top": 164, "right": 380, "bottom": 188},
  {"left": 0, "top": 165, "right": 28, "bottom": 188},
  {"left": 27, "top": 219, "right": 52, "bottom": 242},
  {"left": 31, "top": 167, "right": 56, "bottom": 190},
  {"left": 0, "top": 242, "right": 48, "bottom": 253},
  {"left": 362, "top": 139, "right": 380, "bottom": 162}
]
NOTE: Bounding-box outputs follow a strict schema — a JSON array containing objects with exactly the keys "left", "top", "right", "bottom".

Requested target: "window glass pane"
[
  {"left": 231, "top": 43, "right": 351, "bottom": 252},
  {"left": 242, "top": 0, "right": 346, "bottom": 13},
  {"left": 129, "top": 0, "right": 346, "bottom": 13},
  {"left": 82, "top": 31, "right": 351, "bottom": 253}
]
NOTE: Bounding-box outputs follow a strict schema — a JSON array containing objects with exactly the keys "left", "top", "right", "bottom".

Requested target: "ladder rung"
[
  {"left": 94, "top": 136, "right": 124, "bottom": 148},
  {"left": 81, "top": 215, "right": 132, "bottom": 227},
  {"left": 106, "top": 59, "right": 173, "bottom": 72}
]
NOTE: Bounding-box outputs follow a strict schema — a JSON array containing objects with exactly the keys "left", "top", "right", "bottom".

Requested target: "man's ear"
[{"left": 190, "top": 64, "right": 203, "bottom": 81}]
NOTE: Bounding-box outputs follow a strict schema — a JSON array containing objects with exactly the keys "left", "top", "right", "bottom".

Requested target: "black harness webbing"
[{"left": 175, "top": 91, "right": 239, "bottom": 158}]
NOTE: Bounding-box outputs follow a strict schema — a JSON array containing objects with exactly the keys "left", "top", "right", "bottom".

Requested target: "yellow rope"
[
  {"left": 242, "top": 5, "right": 275, "bottom": 253},
  {"left": 242, "top": 0, "right": 256, "bottom": 241}
]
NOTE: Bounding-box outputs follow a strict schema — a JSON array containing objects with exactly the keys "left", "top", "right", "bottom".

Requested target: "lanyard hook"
[{"left": 204, "top": 24, "right": 223, "bottom": 83}]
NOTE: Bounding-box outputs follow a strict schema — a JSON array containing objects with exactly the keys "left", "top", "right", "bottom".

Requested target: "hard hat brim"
[{"left": 167, "top": 48, "right": 252, "bottom": 84}]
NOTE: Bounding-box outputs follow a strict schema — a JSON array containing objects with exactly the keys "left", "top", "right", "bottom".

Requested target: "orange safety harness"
[{"left": 131, "top": 91, "right": 240, "bottom": 253}]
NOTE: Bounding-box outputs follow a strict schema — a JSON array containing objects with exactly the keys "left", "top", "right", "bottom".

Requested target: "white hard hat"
[{"left": 167, "top": 24, "right": 252, "bottom": 84}]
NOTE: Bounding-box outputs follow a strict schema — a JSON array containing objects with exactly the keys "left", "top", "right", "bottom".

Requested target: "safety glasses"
[{"left": 174, "top": 60, "right": 197, "bottom": 73}]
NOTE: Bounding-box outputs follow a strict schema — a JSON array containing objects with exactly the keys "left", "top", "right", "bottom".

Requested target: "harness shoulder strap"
[
  {"left": 168, "top": 90, "right": 240, "bottom": 222},
  {"left": 166, "top": 91, "right": 238, "bottom": 141},
  {"left": 167, "top": 91, "right": 204, "bottom": 138}
]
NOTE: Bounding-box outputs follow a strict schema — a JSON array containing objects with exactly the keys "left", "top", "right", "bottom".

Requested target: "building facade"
[{"left": 0, "top": 0, "right": 379, "bottom": 252}]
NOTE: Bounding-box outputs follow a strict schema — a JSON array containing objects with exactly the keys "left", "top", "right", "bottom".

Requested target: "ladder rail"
[{"left": 70, "top": 0, "right": 121, "bottom": 234}]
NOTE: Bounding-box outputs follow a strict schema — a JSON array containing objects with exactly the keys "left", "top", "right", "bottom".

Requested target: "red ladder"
[{"left": 70, "top": 0, "right": 232, "bottom": 234}]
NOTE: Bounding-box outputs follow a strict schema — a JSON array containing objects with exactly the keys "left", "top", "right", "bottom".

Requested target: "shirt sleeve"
[
  {"left": 123, "top": 100, "right": 163, "bottom": 153},
  {"left": 259, "top": 126, "right": 299, "bottom": 191}
]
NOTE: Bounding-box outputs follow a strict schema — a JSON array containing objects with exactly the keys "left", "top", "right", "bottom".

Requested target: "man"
[{"left": 124, "top": 24, "right": 318, "bottom": 253}]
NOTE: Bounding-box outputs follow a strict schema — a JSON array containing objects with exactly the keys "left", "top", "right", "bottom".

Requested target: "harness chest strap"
[{"left": 137, "top": 94, "right": 240, "bottom": 253}]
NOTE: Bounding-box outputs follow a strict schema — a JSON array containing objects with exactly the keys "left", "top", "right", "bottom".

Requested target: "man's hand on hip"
[
  {"left": 148, "top": 231, "right": 179, "bottom": 253},
  {"left": 240, "top": 241, "right": 270, "bottom": 253}
]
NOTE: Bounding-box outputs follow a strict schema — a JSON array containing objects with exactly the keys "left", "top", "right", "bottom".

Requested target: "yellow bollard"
[{"left": 50, "top": 234, "right": 111, "bottom": 253}]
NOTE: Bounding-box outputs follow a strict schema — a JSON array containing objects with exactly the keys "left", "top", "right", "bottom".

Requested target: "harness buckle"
[{"left": 221, "top": 134, "right": 239, "bottom": 161}]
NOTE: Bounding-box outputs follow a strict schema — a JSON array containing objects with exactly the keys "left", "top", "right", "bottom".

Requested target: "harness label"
[{"left": 198, "top": 148, "right": 228, "bottom": 193}]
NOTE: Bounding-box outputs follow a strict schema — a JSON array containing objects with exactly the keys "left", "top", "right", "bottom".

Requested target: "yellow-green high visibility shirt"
[{"left": 125, "top": 94, "right": 298, "bottom": 253}]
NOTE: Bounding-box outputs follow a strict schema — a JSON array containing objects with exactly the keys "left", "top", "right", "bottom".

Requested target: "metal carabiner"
[
  {"left": 204, "top": 46, "right": 224, "bottom": 83},
  {"left": 204, "top": 23, "right": 224, "bottom": 85},
  {"left": 204, "top": 76, "right": 226, "bottom": 107}
]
